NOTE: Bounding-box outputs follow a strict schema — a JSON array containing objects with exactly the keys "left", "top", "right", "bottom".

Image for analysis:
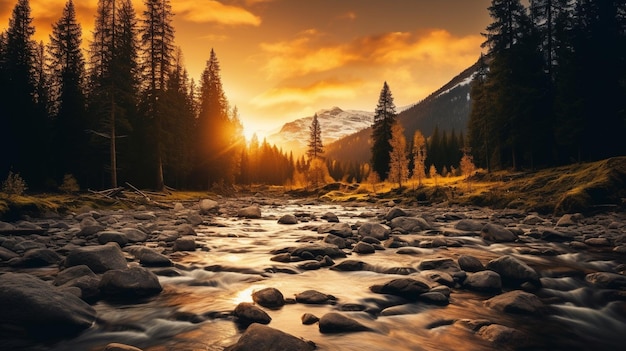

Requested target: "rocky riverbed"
[{"left": 1, "top": 195, "right": 625, "bottom": 351}]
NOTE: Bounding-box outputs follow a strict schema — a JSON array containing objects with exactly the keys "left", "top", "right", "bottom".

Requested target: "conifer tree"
[
  {"left": 139, "top": 0, "right": 175, "bottom": 190},
  {"left": 371, "top": 81, "right": 397, "bottom": 180},
  {"left": 48, "top": 0, "right": 88, "bottom": 185},
  {"left": 0, "top": 0, "right": 45, "bottom": 186},
  {"left": 388, "top": 122, "right": 409, "bottom": 188},
  {"left": 307, "top": 113, "right": 324, "bottom": 161},
  {"left": 196, "top": 49, "right": 241, "bottom": 188}
]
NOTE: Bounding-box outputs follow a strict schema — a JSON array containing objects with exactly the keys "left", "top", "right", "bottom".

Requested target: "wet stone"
[
  {"left": 484, "top": 290, "right": 545, "bottom": 315},
  {"left": 224, "top": 323, "right": 315, "bottom": 351},
  {"left": 318, "top": 312, "right": 371, "bottom": 333},
  {"left": 252, "top": 287, "right": 285, "bottom": 308},
  {"left": 458, "top": 255, "right": 485, "bottom": 272},
  {"left": 233, "top": 302, "right": 271, "bottom": 325},
  {"left": 295, "top": 290, "right": 335, "bottom": 304}
]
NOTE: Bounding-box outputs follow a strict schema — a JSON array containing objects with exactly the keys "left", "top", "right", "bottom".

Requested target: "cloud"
[
  {"left": 258, "top": 28, "right": 482, "bottom": 80},
  {"left": 251, "top": 79, "right": 360, "bottom": 107},
  {"left": 175, "top": 0, "right": 261, "bottom": 26}
]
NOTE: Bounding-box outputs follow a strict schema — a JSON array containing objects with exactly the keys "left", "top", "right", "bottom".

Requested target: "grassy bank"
[{"left": 1, "top": 157, "right": 625, "bottom": 220}]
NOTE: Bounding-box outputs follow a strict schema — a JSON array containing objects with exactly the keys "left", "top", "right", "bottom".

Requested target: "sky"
[{"left": 0, "top": 0, "right": 493, "bottom": 139}]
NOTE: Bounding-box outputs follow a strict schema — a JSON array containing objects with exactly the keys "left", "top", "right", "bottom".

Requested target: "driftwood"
[{"left": 87, "top": 184, "right": 173, "bottom": 210}]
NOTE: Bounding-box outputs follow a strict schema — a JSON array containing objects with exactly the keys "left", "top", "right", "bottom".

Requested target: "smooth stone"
[
  {"left": 385, "top": 207, "right": 407, "bottom": 221},
  {"left": 370, "top": 278, "right": 431, "bottom": 300},
  {"left": 301, "top": 313, "right": 319, "bottom": 325},
  {"left": 237, "top": 206, "right": 262, "bottom": 219},
  {"left": 99, "top": 267, "right": 163, "bottom": 299},
  {"left": 585, "top": 272, "right": 626, "bottom": 289},
  {"left": 389, "top": 216, "right": 431, "bottom": 232},
  {"left": 454, "top": 219, "right": 484, "bottom": 231},
  {"left": 317, "top": 223, "right": 352, "bottom": 238},
  {"left": 484, "top": 290, "right": 545, "bottom": 315},
  {"left": 481, "top": 223, "right": 517, "bottom": 242},
  {"left": 278, "top": 214, "right": 298, "bottom": 225},
  {"left": 295, "top": 290, "right": 335, "bottom": 304},
  {"left": 65, "top": 243, "right": 128, "bottom": 273},
  {"left": 224, "top": 323, "right": 315, "bottom": 351},
  {"left": 97, "top": 231, "right": 129, "bottom": 246},
  {"left": 252, "top": 287, "right": 285, "bottom": 308},
  {"left": 0, "top": 246, "right": 19, "bottom": 261},
  {"left": 357, "top": 222, "right": 390, "bottom": 240},
  {"left": 173, "top": 237, "right": 196, "bottom": 251},
  {"left": 233, "top": 302, "right": 271, "bottom": 325},
  {"left": 199, "top": 199, "right": 219, "bottom": 214},
  {"left": 353, "top": 241, "right": 375, "bottom": 254},
  {"left": 133, "top": 212, "right": 157, "bottom": 220},
  {"left": 129, "top": 246, "right": 172, "bottom": 267},
  {"left": 463, "top": 271, "right": 502, "bottom": 292},
  {"left": 104, "top": 343, "right": 144, "bottom": 351},
  {"left": 318, "top": 312, "right": 371, "bottom": 333},
  {"left": 120, "top": 228, "right": 149, "bottom": 242},
  {"left": 485, "top": 255, "right": 540, "bottom": 287},
  {"left": 477, "top": 324, "right": 532, "bottom": 347},
  {"left": 291, "top": 244, "right": 346, "bottom": 259},
  {"left": 321, "top": 212, "right": 339, "bottom": 223},
  {"left": 0, "top": 273, "right": 96, "bottom": 338},
  {"left": 458, "top": 255, "right": 485, "bottom": 272}
]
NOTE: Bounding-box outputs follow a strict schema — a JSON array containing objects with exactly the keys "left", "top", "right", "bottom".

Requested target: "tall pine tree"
[
  {"left": 48, "top": 0, "right": 88, "bottom": 185},
  {"left": 139, "top": 0, "right": 175, "bottom": 190},
  {"left": 370, "top": 81, "right": 397, "bottom": 180},
  {"left": 307, "top": 113, "right": 324, "bottom": 160}
]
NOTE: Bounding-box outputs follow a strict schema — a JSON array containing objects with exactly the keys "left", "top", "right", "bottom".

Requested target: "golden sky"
[{"left": 1, "top": 0, "right": 492, "bottom": 139}]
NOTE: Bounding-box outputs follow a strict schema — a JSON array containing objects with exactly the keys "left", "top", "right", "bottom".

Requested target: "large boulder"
[
  {"left": 252, "top": 287, "right": 285, "bottom": 309},
  {"left": 370, "top": 278, "right": 431, "bottom": 300},
  {"left": 480, "top": 223, "right": 517, "bottom": 242},
  {"left": 199, "top": 199, "right": 219, "bottom": 214},
  {"left": 357, "top": 223, "right": 390, "bottom": 240},
  {"left": 484, "top": 290, "right": 545, "bottom": 315},
  {"left": 485, "top": 255, "right": 540, "bottom": 287},
  {"left": 233, "top": 302, "right": 271, "bottom": 325},
  {"left": 65, "top": 242, "right": 128, "bottom": 273},
  {"left": 0, "top": 273, "right": 96, "bottom": 338},
  {"left": 318, "top": 312, "right": 371, "bottom": 333},
  {"left": 389, "top": 217, "right": 431, "bottom": 232},
  {"left": 463, "top": 271, "right": 502, "bottom": 292},
  {"left": 99, "top": 267, "right": 163, "bottom": 299},
  {"left": 224, "top": 323, "right": 315, "bottom": 351},
  {"left": 237, "top": 206, "right": 262, "bottom": 219}
]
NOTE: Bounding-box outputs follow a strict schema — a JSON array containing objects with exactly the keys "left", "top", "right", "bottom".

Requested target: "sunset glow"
[{"left": 0, "top": 0, "right": 492, "bottom": 133}]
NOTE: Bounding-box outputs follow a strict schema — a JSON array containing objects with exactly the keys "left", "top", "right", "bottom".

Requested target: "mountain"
[
  {"left": 266, "top": 107, "right": 374, "bottom": 156},
  {"left": 325, "top": 59, "right": 479, "bottom": 163}
]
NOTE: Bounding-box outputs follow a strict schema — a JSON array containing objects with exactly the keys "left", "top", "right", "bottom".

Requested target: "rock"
[
  {"left": 480, "top": 223, "right": 517, "bottom": 242},
  {"left": 278, "top": 214, "right": 298, "bottom": 225},
  {"left": 120, "top": 228, "right": 149, "bottom": 243},
  {"left": 420, "top": 270, "right": 455, "bottom": 287},
  {"left": 54, "top": 265, "right": 97, "bottom": 286},
  {"left": 389, "top": 216, "right": 431, "bottom": 232},
  {"left": 237, "top": 206, "right": 262, "bottom": 219},
  {"left": 173, "top": 237, "right": 196, "bottom": 251},
  {"left": 317, "top": 223, "right": 353, "bottom": 238},
  {"left": 585, "top": 237, "right": 611, "bottom": 246},
  {"left": 324, "top": 234, "right": 347, "bottom": 249},
  {"left": 187, "top": 214, "right": 204, "bottom": 226},
  {"left": 224, "top": 323, "right": 315, "bottom": 351},
  {"left": 134, "top": 212, "right": 157, "bottom": 220},
  {"left": 10, "top": 248, "right": 62, "bottom": 267},
  {"left": 585, "top": 272, "right": 626, "bottom": 289},
  {"left": 419, "top": 291, "right": 449, "bottom": 305},
  {"left": 130, "top": 246, "right": 172, "bottom": 267},
  {"left": 0, "top": 246, "right": 19, "bottom": 261},
  {"left": 458, "top": 255, "right": 485, "bottom": 272},
  {"left": 65, "top": 243, "right": 128, "bottom": 273},
  {"left": 99, "top": 267, "right": 163, "bottom": 299},
  {"left": 291, "top": 244, "right": 346, "bottom": 259},
  {"left": 484, "top": 290, "right": 545, "bottom": 315},
  {"left": 556, "top": 213, "right": 580, "bottom": 227},
  {"left": 418, "top": 258, "right": 461, "bottom": 272},
  {"left": 0, "top": 273, "right": 96, "bottom": 338},
  {"left": 233, "top": 302, "right": 271, "bottom": 325},
  {"left": 357, "top": 223, "right": 390, "bottom": 240},
  {"left": 321, "top": 212, "right": 339, "bottom": 223},
  {"left": 541, "top": 229, "right": 575, "bottom": 242},
  {"left": 522, "top": 215, "right": 545, "bottom": 225},
  {"left": 477, "top": 324, "right": 532, "bottom": 347},
  {"left": 454, "top": 219, "right": 484, "bottom": 231},
  {"left": 370, "top": 278, "right": 431, "bottom": 300},
  {"left": 331, "top": 259, "right": 368, "bottom": 272},
  {"left": 157, "top": 230, "right": 179, "bottom": 242},
  {"left": 97, "top": 231, "right": 129, "bottom": 246},
  {"left": 319, "top": 312, "right": 371, "bottom": 333},
  {"left": 385, "top": 207, "right": 407, "bottom": 221},
  {"left": 295, "top": 290, "right": 335, "bottom": 304},
  {"left": 463, "top": 271, "right": 502, "bottom": 292},
  {"left": 298, "top": 261, "right": 321, "bottom": 270},
  {"left": 176, "top": 224, "right": 197, "bottom": 236},
  {"left": 78, "top": 216, "right": 105, "bottom": 236},
  {"left": 199, "top": 199, "right": 219, "bottom": 214},
  {"left": 485, "top": 255, "right": 540, "bottom": 287},
  {"left": 301, "top": 313, "right": 320, "bottom": 325},
  {"left": 353, "top": 241, "right": 375, "bottom": 254},
  {"left": 103, "top": 343, "right": 144, "bottom": 351},
  {"left": 252, "top": 287, "right": 285, "bottom": 308}
]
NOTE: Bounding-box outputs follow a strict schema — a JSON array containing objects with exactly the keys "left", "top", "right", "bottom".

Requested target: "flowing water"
[{"left": 6, "top": 201, "right": 626, "bottom": 350}]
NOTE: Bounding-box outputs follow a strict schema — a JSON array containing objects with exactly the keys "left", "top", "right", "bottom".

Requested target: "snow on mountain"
[{"left": 266, "top": 107, "right": 374, "bottom": 155}]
